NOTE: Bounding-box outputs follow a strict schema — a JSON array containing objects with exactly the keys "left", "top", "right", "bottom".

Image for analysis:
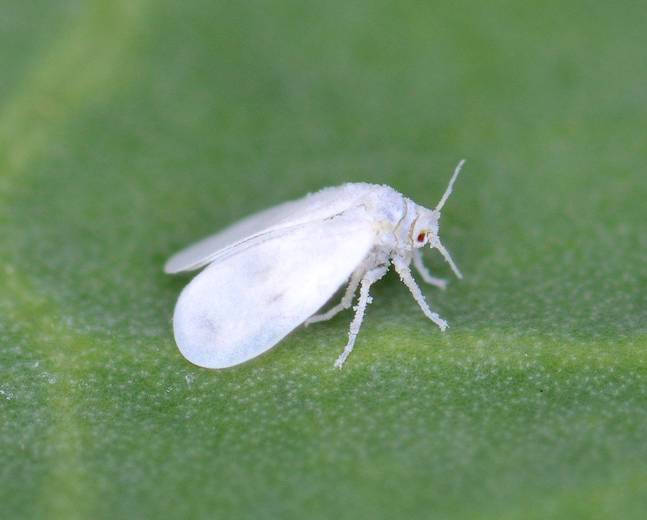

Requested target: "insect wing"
[
  {"left": 172, "top": 210, "right": 375, "bottom": 368},
  {"left": 165, "top": 198, "right": 303, "bottom": 273},
  {"left": 164, "top": 184, "right": 374, "bottom": 273}
]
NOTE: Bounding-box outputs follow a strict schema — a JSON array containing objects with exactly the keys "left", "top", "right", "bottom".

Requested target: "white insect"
[{"left": 165, "top": 160, "right": 466, "bottom": 369}]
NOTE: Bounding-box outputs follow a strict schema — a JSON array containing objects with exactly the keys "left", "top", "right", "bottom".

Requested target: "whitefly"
[{"left": 165, "top": 160, "right": 466, "bottom": 369}]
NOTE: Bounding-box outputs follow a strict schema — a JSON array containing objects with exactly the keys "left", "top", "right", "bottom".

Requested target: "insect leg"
[
  {"left": 393, "top": 255, "right": 448, "bottom": 331},
  {"left": 305, "top": 267, "right": 365, "bottom": 326},
  {"left": 413, "top": 248, "right": 447, "bottom": 290},
  {"left": 334, "top": 265, "right": 389, "bottom": 369}
]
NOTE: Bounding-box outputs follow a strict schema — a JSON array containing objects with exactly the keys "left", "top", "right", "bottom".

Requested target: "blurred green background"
[{"left": 1, "top": 1, "right": 646, "bottom": 518}]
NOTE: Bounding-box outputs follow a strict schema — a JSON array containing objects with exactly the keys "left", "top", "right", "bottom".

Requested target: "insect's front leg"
[
  {"left": 334, "top": 264, "right": 389, "bottom": 369},
  {"left": 392, "top": 254, "right": 448, "bottom": 331},
  {"left": 412, "top": 248, "right": 447, "bottom": 290},
  {"left": 305, "top": 267, "right": 366, "bottom": 326}
]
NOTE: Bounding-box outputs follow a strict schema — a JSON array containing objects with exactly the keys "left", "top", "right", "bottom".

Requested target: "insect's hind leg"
[
  {"left": 334, "top": 265, "right": 389, "bottom": 369},
  {"left": 305, "top": 268, "right": 365, "bottom": 326},
  {"left": 413, "top": 249, "right": 447, "bottom": 289}
]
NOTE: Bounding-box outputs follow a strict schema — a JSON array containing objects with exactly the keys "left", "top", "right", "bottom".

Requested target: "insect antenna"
[
  {"left": 435, "top": 159, "right": 466, "bottom": 213},
  {"left": 431, "top": 237, "right": 463, "bottom": 279}
]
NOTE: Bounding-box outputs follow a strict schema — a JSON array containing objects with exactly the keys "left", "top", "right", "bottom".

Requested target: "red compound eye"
[{"left": 417, "top": 232, "right": 426, "bottom": 243}]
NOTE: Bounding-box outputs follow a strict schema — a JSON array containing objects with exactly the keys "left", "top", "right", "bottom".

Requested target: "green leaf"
[{"left": 1, "top": 1, "right": 645, "bottom": 519}]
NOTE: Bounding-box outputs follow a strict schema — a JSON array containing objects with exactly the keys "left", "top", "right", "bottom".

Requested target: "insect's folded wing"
[
  {"left": 164, "top": 199, "right": 304, "bottom": 273},
  {"left": 164, "top": 185, "right": 371, "bottom": 274},
  {"left": 172, "top": 210, "right": 375, "bottom": 368}
]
